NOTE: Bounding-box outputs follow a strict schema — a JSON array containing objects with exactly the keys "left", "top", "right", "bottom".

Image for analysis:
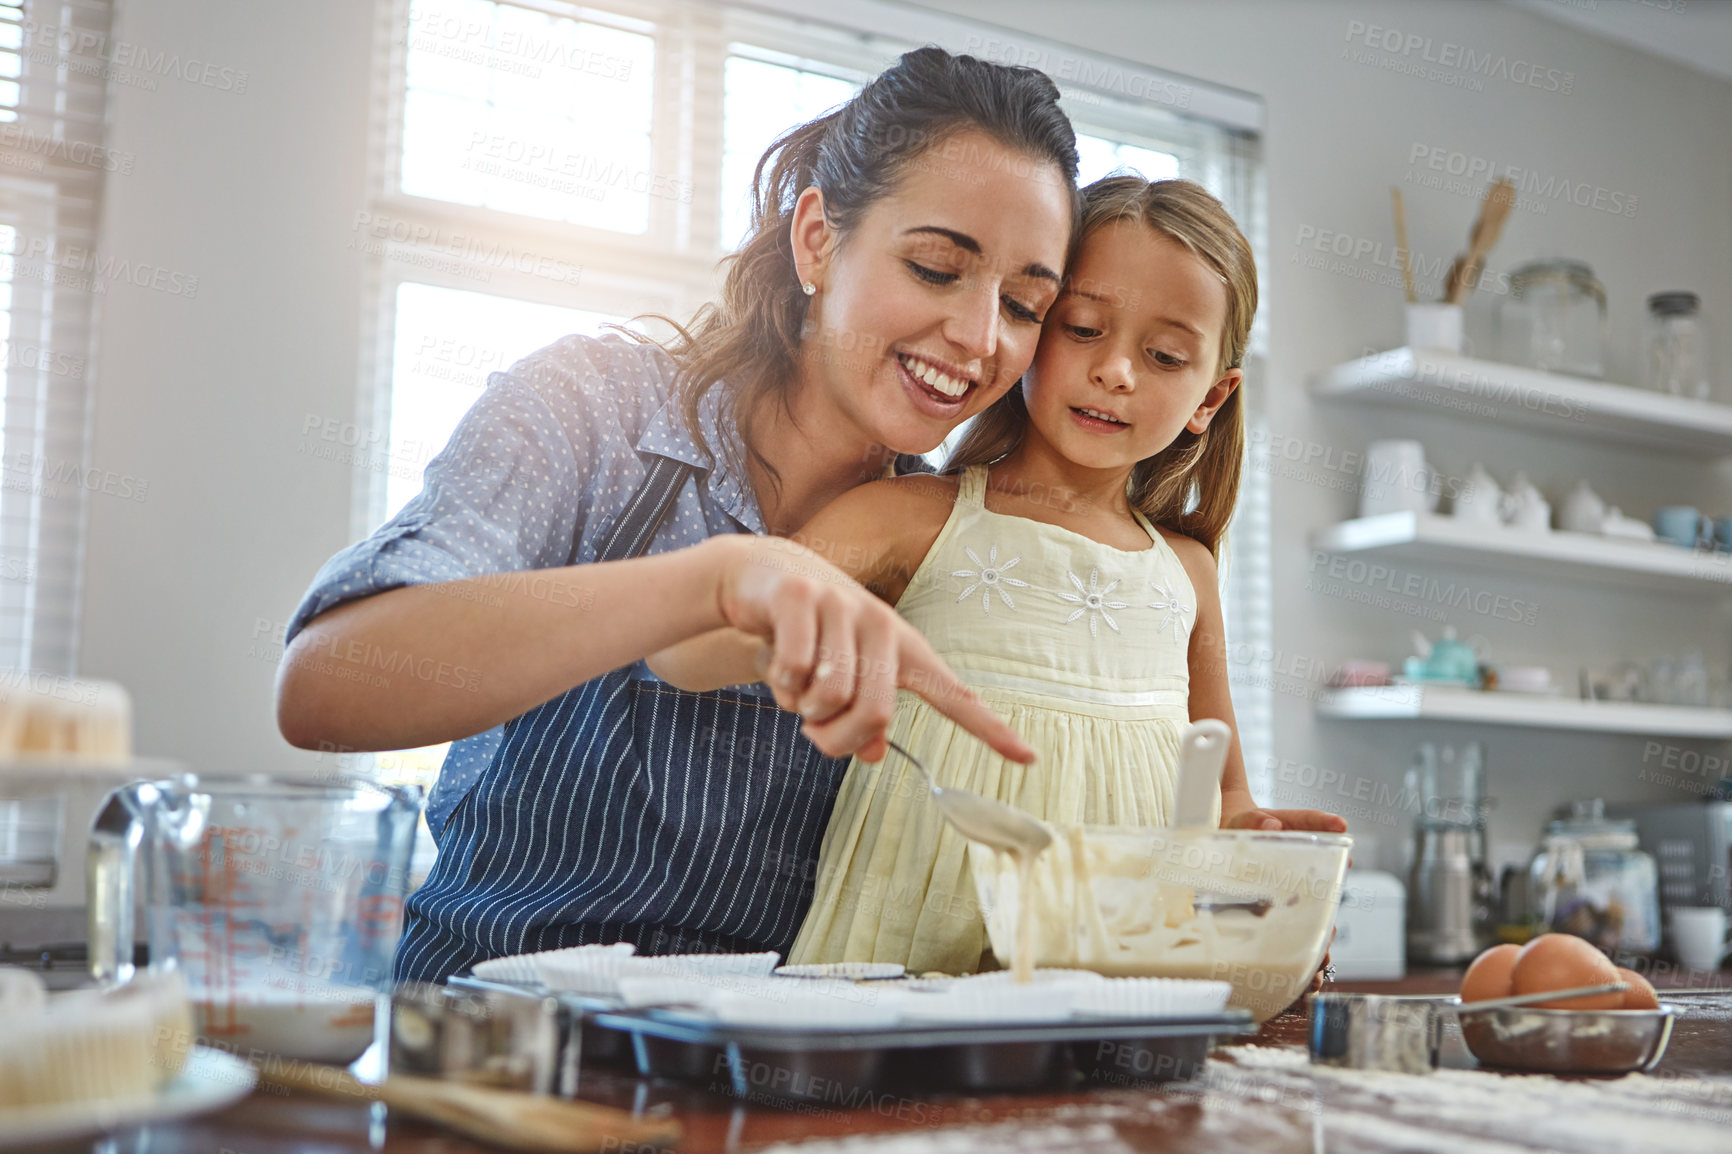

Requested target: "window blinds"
[{"left": 0, "top": 0, "right": 115, "bottom": 674}]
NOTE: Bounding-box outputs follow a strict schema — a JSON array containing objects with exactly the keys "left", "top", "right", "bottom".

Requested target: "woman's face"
[{"left": 792, "top": 128, "right": 1073, "bottom": 456}]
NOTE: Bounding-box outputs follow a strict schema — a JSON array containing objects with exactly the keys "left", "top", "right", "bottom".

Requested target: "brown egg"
[
  {"left": 1510, "top": 933, "right": 1624, "bottom": 1010},
  {"left": 1460, "top": 943, "right": 1521, "bottom": 1003},
  {"left": 1616, "top": 965, "right": 1659, "bottom": 1010}
]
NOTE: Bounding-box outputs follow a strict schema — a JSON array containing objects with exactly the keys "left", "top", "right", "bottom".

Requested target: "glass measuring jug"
[{"left": 88, "top": 773, "right": 422, "bottom": 1062}]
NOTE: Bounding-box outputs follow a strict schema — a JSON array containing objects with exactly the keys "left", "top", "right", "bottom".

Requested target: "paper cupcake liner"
[
  {"left": 532, "top": 952, "right": 647, "bottom": 998},
  {"left": 774, "top": 962, "right": 906, "bottom": 981},
  {"left": 532, "top": 949, "right": 778, "bottom": 998},
  {"left": 615, "top": 977, "right": 723, "bottom": 1011},
  {"left": 712, "top": 988, "right": 905, "bottom": 1030},
  {"left": 965, "top": 968, "right": 1105, "bottom": 987},
  {"left": 1069, "top": 978, "right": 1233, "bottom": 1019},
  {"left": 638, "top": 952, "right": 780, "bottom": 979},
  {"left": 477, "top": 942, "right": 633, "bottom": 985},
  {"left": 902, "top": 983, "right": 1077, "bottom": 1025}
]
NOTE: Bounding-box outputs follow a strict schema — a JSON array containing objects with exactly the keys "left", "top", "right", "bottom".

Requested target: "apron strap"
[{"left": 593, "top": 454, "right": 693, "bottom": 564}]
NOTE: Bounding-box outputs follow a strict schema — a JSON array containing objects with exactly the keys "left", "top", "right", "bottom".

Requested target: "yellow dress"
[{"left": 787, "top": 465, "right": 1208, "bottom": 974}]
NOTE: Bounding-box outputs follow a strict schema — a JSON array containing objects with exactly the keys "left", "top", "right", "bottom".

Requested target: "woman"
[{"left": 277, "top": 47, "right": 1080, "bottom": 982}]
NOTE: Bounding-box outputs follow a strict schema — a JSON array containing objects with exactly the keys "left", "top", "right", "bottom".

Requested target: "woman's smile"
[{"left": 896, "top": 349, "right": 979, "bottom": 415}]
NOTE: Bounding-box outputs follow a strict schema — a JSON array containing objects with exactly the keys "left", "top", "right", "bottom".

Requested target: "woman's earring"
[{"left": 802, "top": 281, "right": 816, "bottom": 296}]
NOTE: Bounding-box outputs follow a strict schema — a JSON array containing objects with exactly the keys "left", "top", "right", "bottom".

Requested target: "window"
[
  {"left": 720, "top": 51, "right": 859, "bottom": 249},
  {"left": 0, "top": 3, "right": 19, "bottom": 119},
  {"left": 385, "top": 284, "right": 626, "bottom": 519},
  {"left": 0, "top": 0, "right": 115, "bottom": 675},
  {"left": 401, "top": 0, "right": 658, "bottom": 233},
  {"left": 362, "top": 0, "right": 1269, "bottom": 797}
]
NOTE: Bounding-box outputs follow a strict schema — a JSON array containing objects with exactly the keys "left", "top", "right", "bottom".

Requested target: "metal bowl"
[
  {"left": 1309, "top": 993, "right": 1443, "bottom": 1074},
  {"left": 1456, "top": 999, "right": 1677, "bottom": 1075}
]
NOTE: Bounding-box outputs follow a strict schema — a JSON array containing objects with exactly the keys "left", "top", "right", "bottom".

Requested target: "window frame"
[{"left": 361, "top": 0, "right": 1273, "bottom": 797}]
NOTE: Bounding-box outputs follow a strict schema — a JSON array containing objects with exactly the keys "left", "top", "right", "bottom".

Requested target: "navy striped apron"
[{"left": 393, "top": 456, "right": 848, "bottom": 982}]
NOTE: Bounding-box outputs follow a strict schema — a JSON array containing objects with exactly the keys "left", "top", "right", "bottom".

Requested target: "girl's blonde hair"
[
  {"left": 644, "top": 47, "right": 1079, "bottom": 489},
  {"left": 946, "top": 176, "right": 1258, "bottom": 557}
]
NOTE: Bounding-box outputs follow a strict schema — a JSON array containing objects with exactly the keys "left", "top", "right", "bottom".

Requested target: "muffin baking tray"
[
  {"left": 588, "top": 1007, "right": 1254, "bottom": 1104},
  {"left": 449, "top": 974, "right": 1254, "bottom": 1105}
]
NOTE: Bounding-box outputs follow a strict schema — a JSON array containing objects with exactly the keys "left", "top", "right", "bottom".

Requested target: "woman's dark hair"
[{"left": 652, "top": 46, "right": 1080, "bottom": 485}]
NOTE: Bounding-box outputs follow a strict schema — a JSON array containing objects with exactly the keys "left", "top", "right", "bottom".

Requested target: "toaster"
[
  {"left": 1604, "top": 801, "right": 1732, "bottom": 914},
  {"left": 1330, "top": 870, "right": 1406, "bottom": 980}
]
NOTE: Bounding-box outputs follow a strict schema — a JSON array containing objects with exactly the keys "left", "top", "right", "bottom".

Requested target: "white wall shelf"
[
  {"left": 1311, "top": 512, "right": 1732, "bottom": 594},
  {"left": 1310, "top": 348, "right": 1732, "bottom": 456},
  {"left": 1316, "top": 684, "right": 1732, "bottom": 739}
]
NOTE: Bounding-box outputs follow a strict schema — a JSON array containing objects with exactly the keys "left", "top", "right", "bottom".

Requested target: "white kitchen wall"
[
  {"left": 78, "top": 0, "right": 376, "bottom": 779},
  {"left": 77, "top": 0, "right": 1732, "bottom": 873}
]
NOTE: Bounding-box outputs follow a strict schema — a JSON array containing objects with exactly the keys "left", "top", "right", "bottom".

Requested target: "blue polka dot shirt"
[{"left": 284, "top": 333, "right": 767, "bottom": 834}]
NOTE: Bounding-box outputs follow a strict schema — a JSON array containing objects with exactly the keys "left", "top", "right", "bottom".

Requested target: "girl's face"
[
  {"left": 1023, "top": 219, "right": 1240, "bottom": 475},
  {"left": 791, "top": 128, "right": 1073, "bottom": 456}
]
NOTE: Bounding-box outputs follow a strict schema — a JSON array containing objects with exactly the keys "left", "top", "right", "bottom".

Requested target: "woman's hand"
[
  {"left": 1221, "top": 798, "right": 1349, "bottom": 834},
  {"left": 710, "top": 534, "right": 1036, "bottom": 765}
]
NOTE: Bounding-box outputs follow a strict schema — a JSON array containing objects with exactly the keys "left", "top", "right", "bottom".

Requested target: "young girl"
[{"left": 651, "top": 176, "right": 1344, "bottom": 974}]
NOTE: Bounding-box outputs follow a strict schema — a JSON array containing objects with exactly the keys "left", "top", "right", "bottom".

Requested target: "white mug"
[
  {"left": 1406, "top": 303, "right": 1465, "bottom": 354},
  {"left": 1669, "top": 906, "right": 1730, "bottom": 971},
  {"left": 1360, "top": 440, "right": 1436, "bottom": 519}
]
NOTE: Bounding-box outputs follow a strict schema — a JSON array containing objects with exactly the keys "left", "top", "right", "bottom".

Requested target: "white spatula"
[{"left": 1172, "top": 719, "right": 1232, "bottom": 829}]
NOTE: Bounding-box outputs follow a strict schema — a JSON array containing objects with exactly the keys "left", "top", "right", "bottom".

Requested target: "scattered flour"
[{"left": 1211, "top": 1042, "right": 1732, "bottom": 1153}]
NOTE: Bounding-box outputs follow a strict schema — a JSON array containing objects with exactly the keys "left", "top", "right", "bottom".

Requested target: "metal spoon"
[
  {"left": 1453, "top": 982, "right": 1629, "bottom": 1013},
  {"left": 884, "top": 739, "right": 1051, "bottom": 856}
]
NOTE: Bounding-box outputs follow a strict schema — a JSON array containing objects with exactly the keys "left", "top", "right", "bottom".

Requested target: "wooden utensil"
[
  {"left": 257, "top": 1061, "right": 682, "bottom": 1153},
  {"left": 1443, "top": 177, "right": 1516, "bottom": 305},
  {"left": 1390, "top": 187, "right": 1416, "bottom": 304}
]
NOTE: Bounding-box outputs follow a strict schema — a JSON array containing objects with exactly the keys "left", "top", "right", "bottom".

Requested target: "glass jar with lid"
[
  {"left": 1645, "top": 291, "right": 1711, "bottom": 400},
  {"left": 1527, "top": 799, "right": 1660, "bottom": 956},
  {"left": 1500, "top": 259, "right": 1607, "bottom": 378}
]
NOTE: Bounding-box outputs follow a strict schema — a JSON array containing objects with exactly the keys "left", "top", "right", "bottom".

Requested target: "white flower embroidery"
[
  {"left": 1057, "top": 566, "right": 1127, "bottom": 637},
  {"left": 952, "top": 544, "right": 1030, "bottom": 614},
  {"left": 1147, "top": 577, "right": 1194, "bottom": 637}
]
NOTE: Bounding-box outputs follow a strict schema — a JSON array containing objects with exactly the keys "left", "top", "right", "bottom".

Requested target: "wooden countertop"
[{"left": 17, "top": 969, "right": 1732, "bottom": 1154}]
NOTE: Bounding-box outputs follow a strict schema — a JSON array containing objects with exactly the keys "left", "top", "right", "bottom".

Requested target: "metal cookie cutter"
[
  {"left": 1308, "top": 993, "right": 1443, "bottom": 1074},
  {"left": 387, "top": 982, "right": 579, "bottom": 1096}
]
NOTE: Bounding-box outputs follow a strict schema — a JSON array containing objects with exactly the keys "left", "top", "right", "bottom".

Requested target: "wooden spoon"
[
  {"left": 257, "top": 1060, "right": 682, "bottom": 1152},
  {"left": 1443, "top": 177, "right": 1516, "bottom": 305},
  {"left": 1390, "top": 187, "right": 1416, "bottom": 304}
]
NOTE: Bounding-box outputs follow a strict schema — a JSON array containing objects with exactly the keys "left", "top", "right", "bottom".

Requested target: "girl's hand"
[
  {"left": 1222, "top": 806, "right": 1348, "bottom": 833},
  {"left": 711, "top": 534, "right": 1036, "bottom": 765}
]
